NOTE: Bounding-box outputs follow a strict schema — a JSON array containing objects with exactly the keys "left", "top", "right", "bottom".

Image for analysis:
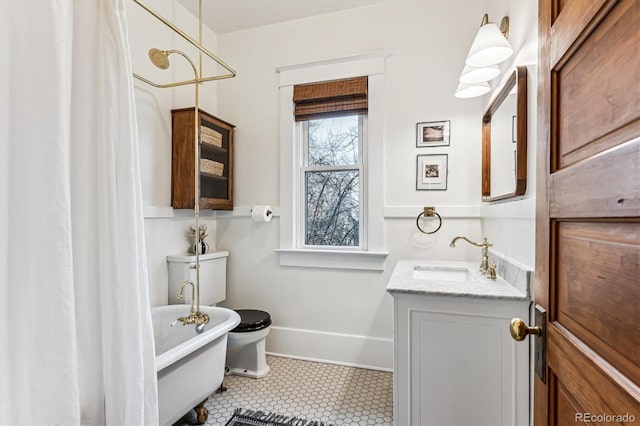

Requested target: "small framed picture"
[
  {"left": 416, "top": 120, "right": 450, "bottom": 147},
  {"left": 512, "top": 115, "right": 517, "bottom": 143},
  {"left": 416, "top": 154, "right": 448, "bottom": 190}
]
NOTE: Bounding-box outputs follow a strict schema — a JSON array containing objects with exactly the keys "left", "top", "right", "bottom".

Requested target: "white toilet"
[
  {"left": 225, "top": 309, "right": 271, "bottom": 378},
  {"left": 167, "top": 251, "right": 271, "bottom": 379}
]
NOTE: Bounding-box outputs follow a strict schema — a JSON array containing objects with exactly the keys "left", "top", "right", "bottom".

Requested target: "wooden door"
[{"left": 536, "top": 0, "right": 640, "bottom": 424}]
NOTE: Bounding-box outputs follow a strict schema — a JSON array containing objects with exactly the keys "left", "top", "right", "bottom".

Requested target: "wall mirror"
[{"left": 482, "top": 66, "right": 527, "bottom": 202}]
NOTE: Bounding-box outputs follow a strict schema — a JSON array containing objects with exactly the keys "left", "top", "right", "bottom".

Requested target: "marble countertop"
[{"left": 386, "top": 260, "right": 530, "bottom": 301}]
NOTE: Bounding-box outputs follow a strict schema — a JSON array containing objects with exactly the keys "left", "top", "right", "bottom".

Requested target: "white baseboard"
[
  {"left": 265, "top": 326, "right": 393, "bottom": 371},
  {"left": 266, "top": 352, "right": 393, "bottom": 373}
]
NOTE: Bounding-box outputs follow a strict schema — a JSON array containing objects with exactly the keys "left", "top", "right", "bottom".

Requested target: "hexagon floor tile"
[{"left": 178, "top": 355, "right": 393, "bottom": 426}]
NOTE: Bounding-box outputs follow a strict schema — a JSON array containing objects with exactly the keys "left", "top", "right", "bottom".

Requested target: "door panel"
[
  {"left": 550, "top": 0, "right": 608, "bottom": 44},
  {"left": 554, "top": 0, "right": 640, "bottom": 168},
  {"left": 548, "top": 326, "right": 639, "bottom": 415},
  {"left": 556, "top": 221, "right": 639, "bottom": 383},
  {"left": 537, "top": 0, "right": 640, "bottom": 425},
  {"left": 549, "top": 139, "right": 639, "bottom": 218},
  {"left": 555, "top": 381, "right": 584, "bottom": 425}
]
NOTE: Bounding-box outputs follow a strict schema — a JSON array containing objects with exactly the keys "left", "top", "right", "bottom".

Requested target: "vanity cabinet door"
[{"left": 393, "top": 294, "right": 530, "bottom": 426}]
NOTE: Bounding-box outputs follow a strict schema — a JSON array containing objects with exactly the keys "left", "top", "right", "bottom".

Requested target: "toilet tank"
[{"left": 167, "top": 250, "right": 228, "bottom": 306}]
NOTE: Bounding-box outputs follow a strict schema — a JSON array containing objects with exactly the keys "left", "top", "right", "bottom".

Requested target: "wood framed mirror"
[{"left": 482, "top": 65, "right": 527, "bottom": 202}]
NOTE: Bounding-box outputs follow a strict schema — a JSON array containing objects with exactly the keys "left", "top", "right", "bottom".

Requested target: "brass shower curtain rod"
[
  {"left": 131, "top": 0, "right": 234, "bottom": 319},
  {"left": 131, "top": 0, "right": 236, "bottom": 88}
]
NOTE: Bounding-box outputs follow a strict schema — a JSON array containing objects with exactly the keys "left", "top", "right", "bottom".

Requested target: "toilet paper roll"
[{"left": 251, "top": 205, "right": 273, "bottom": 223}]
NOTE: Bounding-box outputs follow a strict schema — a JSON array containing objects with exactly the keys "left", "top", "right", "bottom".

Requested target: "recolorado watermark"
[{"left": 576, "top": 413, "right": 636, "bottom": 423}]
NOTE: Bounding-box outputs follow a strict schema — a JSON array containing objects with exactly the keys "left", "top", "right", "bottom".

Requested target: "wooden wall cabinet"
[{"left": 171, "top": 108, "right": 234, "bottom": 210}]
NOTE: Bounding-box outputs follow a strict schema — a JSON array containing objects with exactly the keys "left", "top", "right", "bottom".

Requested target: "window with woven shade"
[
  {"left": 293, "top": 76, "right": 368, "bottom": 122},
  {"left": 277, "top": 53, "right": 388, "bottom": 269},
  {"left": 293, "top": 76, "right": 368, "bottom": 249}
]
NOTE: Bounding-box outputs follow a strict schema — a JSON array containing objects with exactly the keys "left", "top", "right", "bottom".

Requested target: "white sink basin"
[{"left": 412, "top": 265, "right": 477, "bottom": 282}]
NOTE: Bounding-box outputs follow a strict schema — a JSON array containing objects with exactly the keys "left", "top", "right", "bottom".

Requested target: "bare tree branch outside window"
[{"left": 304, "top": 115, "right": 361, "bottom": 246}]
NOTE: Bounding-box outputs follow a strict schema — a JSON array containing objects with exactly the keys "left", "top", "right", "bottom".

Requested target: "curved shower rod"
[
  {"left": 131, "top": 0, "right": 236, "bottom": 89},
  {"left": 130, "top": 0, "right": 234, "bottom": 318}
]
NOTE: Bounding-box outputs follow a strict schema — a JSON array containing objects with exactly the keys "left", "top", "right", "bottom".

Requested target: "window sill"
[{"left": 274, "top": 248, "right": 389, "bottom": 271}]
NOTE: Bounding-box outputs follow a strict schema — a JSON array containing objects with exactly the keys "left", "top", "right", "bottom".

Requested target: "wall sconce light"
[
  {"left": 455, "top": 81, "right": 491, "bottom": 99},
  {"left": 459, "top": 64, "right": 500, "bottom": 84},
  {"left": 455, "top": 14, "right": 512, "bottom": 99},
  {"left": 466, "top": 14, "right": 512, "bottom": 68}
]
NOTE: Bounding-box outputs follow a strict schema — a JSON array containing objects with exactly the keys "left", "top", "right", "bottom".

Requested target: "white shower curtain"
[{"left": 0, "top": 1, "right": 158, "bottom": 424}]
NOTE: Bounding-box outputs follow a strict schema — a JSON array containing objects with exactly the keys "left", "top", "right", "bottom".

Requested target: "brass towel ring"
[{"left": 416, "top": 207, "right": 442, "bottom": 234}]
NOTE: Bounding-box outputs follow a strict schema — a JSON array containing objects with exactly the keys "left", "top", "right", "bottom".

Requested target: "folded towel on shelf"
[
  {"left": 201, "top": 158, "right": 224, "bottom": 176},
  {"left": 201, "top": 127, "right": 223, "bottom": 148}
]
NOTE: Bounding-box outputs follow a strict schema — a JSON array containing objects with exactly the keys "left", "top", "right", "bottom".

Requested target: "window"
[
  {"left": 276, "top": 53, "right": 388, "bottom": 270},
  {"left": 301, "top": 114, "right": 365, "bottom": 248},
  {"left": 293, "top": 76, "right": 367, "bottom": 249}
]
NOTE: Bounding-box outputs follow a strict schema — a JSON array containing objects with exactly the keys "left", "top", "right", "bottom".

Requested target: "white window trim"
[
  {"left": 299, "top": 116, "right": 366, "bottom": 250},
  {"left": 275, "top": 52, "right": 388, "bottom": 271}
]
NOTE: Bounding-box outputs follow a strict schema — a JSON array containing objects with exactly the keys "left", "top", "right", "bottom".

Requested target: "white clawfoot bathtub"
[{"left": 152, "top": 305, "right": 240, "bottom": 426}]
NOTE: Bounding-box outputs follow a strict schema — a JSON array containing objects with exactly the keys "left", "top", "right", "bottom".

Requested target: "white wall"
[
  {"left": 215, "top": 0, "right": 489, "bottom": 369},
  {"left": 480, "top": 0, "right": 538, "bottom": 269},
  {"left": 128, "top": 0, "right": 538, "bottom": 368},
  {"left": 126, "top": 0, "right": 220, "bottom": 306}
]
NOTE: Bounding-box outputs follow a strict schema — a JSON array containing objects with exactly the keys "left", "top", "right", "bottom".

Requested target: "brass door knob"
[{"left": 510, "top": 318, "right": 542, "bottom": 341}]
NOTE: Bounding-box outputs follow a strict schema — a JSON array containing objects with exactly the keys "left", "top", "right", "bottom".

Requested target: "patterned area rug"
[{"left": 225, "top": 408, "right": 334, "bottom": 426}]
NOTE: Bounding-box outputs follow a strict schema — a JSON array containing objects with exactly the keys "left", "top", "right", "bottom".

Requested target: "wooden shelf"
[
  {"left": 171, "top": 107, "right": 235, "bottom": 210},
  {"left": 200, "top": 172, "right": 228, "bottom": 181},
  {"left": 201, "top": 143, "right": 228, "bottom": 154}
]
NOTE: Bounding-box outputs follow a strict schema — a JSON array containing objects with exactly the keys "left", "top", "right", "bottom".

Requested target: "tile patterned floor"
[{"left": 184, "top": 355, "right": 393, "bottom": 426}]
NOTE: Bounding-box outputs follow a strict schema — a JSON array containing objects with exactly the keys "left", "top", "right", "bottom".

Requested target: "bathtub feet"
[
  {"left": 216, "top": 366, "right": 229, "bottom": 394},
  {"left": 194, "top": 399, "right": 208, "bottom": 425}
]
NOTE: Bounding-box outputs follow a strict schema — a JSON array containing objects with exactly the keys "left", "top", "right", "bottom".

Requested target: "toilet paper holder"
[
  {"left": 251, "top": 205, "right": 273, "bottom": 222},
  {"left": 416, "top": 206, "right": 442, "bottom": 234}
]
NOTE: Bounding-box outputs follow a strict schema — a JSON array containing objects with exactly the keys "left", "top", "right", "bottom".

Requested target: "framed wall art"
[
  {"left": 416, "top": 120, "right": 450, "bottom": 147},
  {"left": 416, "top": 154, "right": 448, "bottom": 190}
]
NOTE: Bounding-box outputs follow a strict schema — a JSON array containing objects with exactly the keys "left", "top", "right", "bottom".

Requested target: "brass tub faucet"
[
  {"left": 173, "top": 280, "right": 210, "bottom": 329},
  {"left": 178, "top": 280, "right": 196, "bottom": 316},
  {"left": 450, "top": 236, "right": 493, "bottom": 276}
]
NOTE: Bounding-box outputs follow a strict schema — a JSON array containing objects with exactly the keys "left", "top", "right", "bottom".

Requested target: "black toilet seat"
[{"left": 232, "top": 309, "right": 272, "bottom": 333}]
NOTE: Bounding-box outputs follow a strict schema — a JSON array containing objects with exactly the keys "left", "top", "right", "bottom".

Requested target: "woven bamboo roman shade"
[{"left": 293, "top": 76, "right": 368, "bottom": 122}]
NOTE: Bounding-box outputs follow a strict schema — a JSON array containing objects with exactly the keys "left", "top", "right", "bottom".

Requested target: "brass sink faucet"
[
  {"left": 450, "top": 236, "right": 493, "bottom": 276},
  {"left": 173, "top": 280, "right": 209, "bottom": 330}
]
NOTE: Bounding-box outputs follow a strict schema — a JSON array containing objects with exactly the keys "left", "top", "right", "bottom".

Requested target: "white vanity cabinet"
[{"left": 387, "top": 261, "right": 531, "bottom": 426}]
